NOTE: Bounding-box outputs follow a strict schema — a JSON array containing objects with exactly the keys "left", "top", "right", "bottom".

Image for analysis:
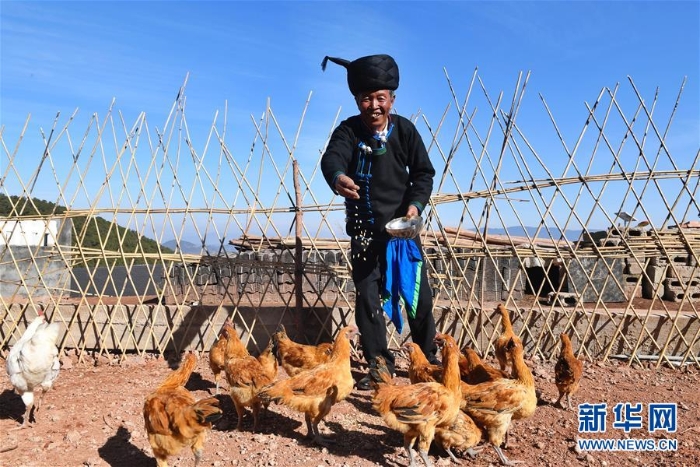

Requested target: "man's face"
[{"left": 356, "top": 90, "right": 395, "bottom": 130}]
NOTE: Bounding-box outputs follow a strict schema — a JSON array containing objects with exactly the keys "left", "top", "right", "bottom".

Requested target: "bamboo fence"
[{"left": 1, "top": 71, "right": 698, "bottom": 368}]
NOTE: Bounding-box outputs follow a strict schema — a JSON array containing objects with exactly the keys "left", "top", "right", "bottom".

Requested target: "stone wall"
[
  {"left": 2, "top": 302, "right": 698, "bottom": 363},
  {"left": 162, "top": 247, "right": 527, "bottom": 306}
]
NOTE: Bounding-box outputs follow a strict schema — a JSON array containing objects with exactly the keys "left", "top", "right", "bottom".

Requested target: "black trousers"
[{"left": 351, "top": 235, "right": 437, "bottom": 375}]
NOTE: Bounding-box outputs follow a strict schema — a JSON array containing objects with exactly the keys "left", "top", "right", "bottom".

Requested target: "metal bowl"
[{"left": 385, "top": 216, "right": 424, "bottom": 239}]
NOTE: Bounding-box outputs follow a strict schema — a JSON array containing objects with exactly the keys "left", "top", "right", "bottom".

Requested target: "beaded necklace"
[{"left": 358, "top": 117, "right": 393, "bottom": 156}]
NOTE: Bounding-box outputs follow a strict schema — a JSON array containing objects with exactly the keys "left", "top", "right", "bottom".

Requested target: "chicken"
[
  {"left": 272, "top": 324, "right": 333, "bottom": 377},
  {"left": 209, "top": 318, "right": 232, "bottom": 394},
  {"left": 554, "top": 332, "right": 584, "bottom": 410},
  {"left": 209, "top": 318, "right": 249, "bottom": 395},
  {"left": 460, "top": 347, "right": 510, "bottom": 384},
  {"left": 402, "top": 342, "right": 443, "bottom": 384},
  {"left": 225, "top": 338, "right": 278, "bottom": 431},
  {"left": 507, "top": 338, "right": 538, "bottom": 449},
  {"left": 369, "top": 356, "right": 482, "bottom": 463},
  {"left": 144, "top": 353, "right": 223, "bottom": 467},
  {"left": 494, "top": 303, "right": 521, "bottom": 375},
  {"left": 461, "top": 337, "right": 536, "bottom": 466},
  {"left": 367, "top": 355, "right": 393, "bottom": 387},
  {"left": 369, "top": 333, "right": 462, "bottom": 467},
  {"left": 5, "top": 306, "right": 61, "bottom": 429},
  {"left": 257, "top": 325, "right": 359, "bottom": 445},
  {"left": 434, "top": 411, "right": 483, "bottom": 462}
]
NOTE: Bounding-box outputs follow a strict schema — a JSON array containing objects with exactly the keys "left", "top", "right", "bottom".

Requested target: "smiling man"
[{"left": 321, "top": 54, "right": 438, "bottom": 390}]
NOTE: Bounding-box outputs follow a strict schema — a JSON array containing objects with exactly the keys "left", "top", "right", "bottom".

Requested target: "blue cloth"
[{"left": 382, "top": 237, "right": 423, "bottom": 333}]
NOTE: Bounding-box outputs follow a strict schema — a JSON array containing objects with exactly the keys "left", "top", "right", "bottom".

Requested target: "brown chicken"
[
  {"left": 272, "top": 324, "right": 333, "bottom": 377},
  {"left": 554, "top": 332, "right": 584, "bottom": 410},
  {"left": 209, "top": 318, "right": 231, "bottom": 394},
  {"left": 369, "top": 356, "right": 482, "bottom": 463},
  {"left": 434, "top": 411, "right": 484, "bottom": 462},
  {"left": 209, "top": 318, "right": 249, "bottom": 394},
  {"left": 494, "top": 304, "right": 521, "bottom": 375},
  {"left": 461, "top": 337, "right": 536, "bottom": 466},
  {"left": 507, "top": 338, "right": 538, "bottom": 448},
  {"left": 370, "top": 333, "right": 462, "bottom": 467},
  {"left": 369, "top": 356, "right": 482, "bottom": 464},
  {"left": 460, "top": 347, "right": 510, "bottom": 385},
  {"left": 144, "top": 353, "right": 223, "bottom": 467},
  {"left": 257, "top": 325, "right": 359, "bottom": 445},
  {"left": 402, "top": 342, "right": 443, "bottom": 384},
  {"left": 225, "top": 338, "right": 278, "bottom": 431}
]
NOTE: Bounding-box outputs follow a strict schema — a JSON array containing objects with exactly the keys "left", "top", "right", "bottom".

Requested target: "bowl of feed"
[{"left": 385, "top": 216, "right": 424, "bottom": 239}]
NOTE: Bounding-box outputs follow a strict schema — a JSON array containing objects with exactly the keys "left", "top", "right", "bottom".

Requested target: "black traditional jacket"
[{"left": 321, "top": 114, "right": 435, "bottom": 238}]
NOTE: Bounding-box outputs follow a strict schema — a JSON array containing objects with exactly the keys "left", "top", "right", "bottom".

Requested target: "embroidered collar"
[{"left": 359, "top": 117, "right": 393, "bottom": 156}]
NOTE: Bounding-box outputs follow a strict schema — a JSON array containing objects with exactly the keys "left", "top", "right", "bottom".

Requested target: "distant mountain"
[
  {"left": 487, "top": 226, "right": 583, "bottom": 241},
  {"left": 162, "top": 239, "right": 202, "bottom": 254},
  {"left": 162, "top": 239, "right": 236, "bottom": 255},
  {"left": 0, "top": 194, "right": 173, "bottom": 265},
  {"left": 163, "top": 228, "right": 584, "bottom": 255}
]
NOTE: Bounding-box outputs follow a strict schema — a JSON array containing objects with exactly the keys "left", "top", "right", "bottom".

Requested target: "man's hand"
[
  {"left": 335, "top": 175, "right": 360, "bottom": 200},
  {"left": 405, "top": 205, "right": 420, "bottom": 219}
]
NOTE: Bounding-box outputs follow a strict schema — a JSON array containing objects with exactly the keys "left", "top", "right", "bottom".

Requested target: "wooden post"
[{"left": 293, "top": 160, "right": 303, "bottom": 315}]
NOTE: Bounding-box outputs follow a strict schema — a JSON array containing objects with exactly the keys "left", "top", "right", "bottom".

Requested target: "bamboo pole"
[
  {"left": 1, "top": 69, "right": 698, "bottom": 366},
  {"left": 293, "top": 160, "right": 303, "bottom": 316}
]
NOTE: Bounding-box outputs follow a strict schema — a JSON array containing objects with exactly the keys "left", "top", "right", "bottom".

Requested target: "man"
[{"left": 320, "top": 54, "right": 438, "bottom": 390}]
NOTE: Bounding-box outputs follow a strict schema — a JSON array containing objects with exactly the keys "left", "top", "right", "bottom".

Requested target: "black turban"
[{"left": 321, "top": 54, "right": 399, "bottom": 96}]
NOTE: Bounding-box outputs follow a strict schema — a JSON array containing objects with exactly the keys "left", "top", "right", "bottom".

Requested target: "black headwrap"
[{"left": 322, "top": 54, "right": 399, "bottom": 95}]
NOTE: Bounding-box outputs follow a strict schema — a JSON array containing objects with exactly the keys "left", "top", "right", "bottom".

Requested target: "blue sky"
[
  {"left": 3, "top": 1, "right": 698, "bottom": 127},
  {"left": 1, "top": 0, "right": 699, "bottom": 241}
]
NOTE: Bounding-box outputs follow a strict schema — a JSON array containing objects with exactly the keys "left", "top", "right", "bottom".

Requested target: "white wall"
[{"left": 0, "top": 219, "right": 58, "bottom": 246}]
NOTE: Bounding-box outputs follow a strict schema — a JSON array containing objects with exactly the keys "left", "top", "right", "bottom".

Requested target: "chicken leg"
[
  {"left": 443, "top": 446, "right": 458, "bottom": 463},
  {"left": 441, "top": 444, "right": 483, "bottom": 463},
  {"left": 10, "top": 392, "right": 36, "bottom": 431},
  {"left": 417, "top": 449, "right": 433, "bottom": 467},
  {"left": 11, "top": 407, "right": 32, "bottom": 431},
  {"left": 494, "top": 444, "right": 524, "bottom": 465},
  {"left": 416, "top": 433, "right": 434, "bottom": 467},
  {"left": 301, "top": 413, "right": 335, "bottom": 446},
  {"left": 465, "top": 445, "right": 484, "bottom": 458},
  {"left": 402, "top": 435, "right": 434, "bottom": 467},
  {"left": 554, "top": 391, "right": 574, "bottom": 411},
  {"left": 403, "top": 436, "right": 419, "bottom": 467}
]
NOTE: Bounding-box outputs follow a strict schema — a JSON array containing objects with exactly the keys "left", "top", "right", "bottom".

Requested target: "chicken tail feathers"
[
  {"left": 192, "top": 396, "right": 223, "bottom": 425},
  {"left": 159, "top": 353, "right": 197, "bottom": 389},
  {"left": 256, "top": 391, "right": 273, "bottom": 406},
  {"left": 369, "top": 357, "right": 392, "bottom": 387},
  {"left": 256, "top": 384, "right": 282, "bottom": 406}
]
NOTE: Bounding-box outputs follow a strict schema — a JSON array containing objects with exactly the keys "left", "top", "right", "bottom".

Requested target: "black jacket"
[{"left": 321, "top": 114, "right": 435, "bottom": 237}]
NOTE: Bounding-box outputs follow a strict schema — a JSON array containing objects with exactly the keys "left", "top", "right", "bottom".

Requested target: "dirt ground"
[{"left": 1, "top": 347, "right": 698, "bottom": 467}]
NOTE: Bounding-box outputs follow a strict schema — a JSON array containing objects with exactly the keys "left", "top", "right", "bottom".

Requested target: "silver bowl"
[{"left": 385, "top": 216, "right": 424, "bottom": 239}]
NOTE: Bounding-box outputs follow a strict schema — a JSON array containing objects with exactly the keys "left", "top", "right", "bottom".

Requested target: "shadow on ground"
[
  {"left": 98, "top": 426, "right": 152, "bottom": 467},
  {"left": 0, "top": 389, "right": 24, "bottom": 424}
]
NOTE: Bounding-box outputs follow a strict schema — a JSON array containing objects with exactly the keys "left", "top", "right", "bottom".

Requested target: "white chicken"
[{"left": 5, "top": 306, "right": 61, "bottom": 429}]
